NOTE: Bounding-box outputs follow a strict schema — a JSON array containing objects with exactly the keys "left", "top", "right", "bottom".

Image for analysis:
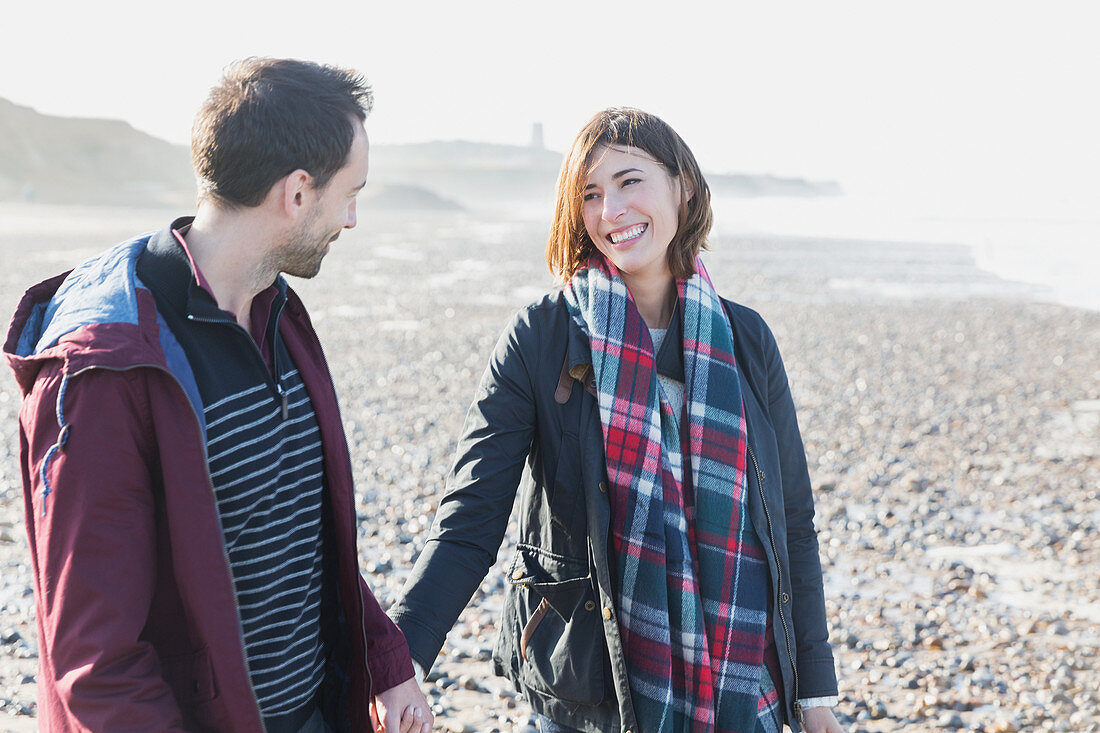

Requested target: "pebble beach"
[{"left": 0, "top": 205, "right": 1097, "bottom": 732}]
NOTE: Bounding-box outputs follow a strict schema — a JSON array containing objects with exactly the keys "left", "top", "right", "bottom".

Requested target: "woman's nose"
[{"left": 602, "top": 191, "right": 626, "bottom": 222}]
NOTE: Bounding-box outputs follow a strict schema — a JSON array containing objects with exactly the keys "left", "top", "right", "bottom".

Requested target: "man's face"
[{"left": 275, "top": 121, "right": 369, "bottom": 278}]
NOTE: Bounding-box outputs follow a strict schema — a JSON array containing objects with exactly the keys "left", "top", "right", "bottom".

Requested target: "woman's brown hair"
[{"left": 546, "top": 108, "right": 713, "bottom": 282}]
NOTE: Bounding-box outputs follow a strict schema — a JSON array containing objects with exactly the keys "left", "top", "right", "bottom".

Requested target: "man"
[{"left": 4, "top": 58, "right": 432, "bottom": 732}]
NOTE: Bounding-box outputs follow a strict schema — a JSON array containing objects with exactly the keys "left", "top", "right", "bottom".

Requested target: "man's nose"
[{"left": 345, "top": 200, "right": 357, "bottom": 229}]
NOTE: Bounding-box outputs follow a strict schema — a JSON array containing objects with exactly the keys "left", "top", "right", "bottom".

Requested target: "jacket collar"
[{"left": 653, "top": 298, "right": 684, "bottom": 382}]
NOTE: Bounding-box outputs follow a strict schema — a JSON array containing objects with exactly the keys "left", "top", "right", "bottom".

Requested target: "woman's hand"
[
  {"left": 802, "top": 705, "right": 845, "bottom": 733},
  {"left": 370, "top": 676, "right": 433, "bottom": 732}
]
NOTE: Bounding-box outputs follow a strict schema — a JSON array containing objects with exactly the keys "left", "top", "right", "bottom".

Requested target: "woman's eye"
[
  {"left": 621, "top": 178, "right": 641, "bottom": 187},
  {"left": 583, "top": 192, "right": 601, "bottom": 201}
]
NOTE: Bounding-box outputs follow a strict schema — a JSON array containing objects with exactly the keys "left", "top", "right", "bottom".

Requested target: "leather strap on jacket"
[
  {"left": 555, "top": 358, "right": 597, "bottom": 404},
  {"left": 554, "top": 359, "right": 573, "bottom": 404},
  {"left": 520, "top": 598, "right": 551, "bottom": 661}
]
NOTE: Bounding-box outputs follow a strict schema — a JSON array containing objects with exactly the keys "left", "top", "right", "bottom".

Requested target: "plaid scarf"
[{"left": 564, "top": 255, "right": 771, "bottom": 733}]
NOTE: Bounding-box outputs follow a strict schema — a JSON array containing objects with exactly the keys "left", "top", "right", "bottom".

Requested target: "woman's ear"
[{"left": 681, "top": 176, "right": 695, "bottom": 203}]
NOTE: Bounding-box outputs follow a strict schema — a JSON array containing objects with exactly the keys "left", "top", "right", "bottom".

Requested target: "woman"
[{"left": 391, "top": 109, "right": 843, "bottom": 733}]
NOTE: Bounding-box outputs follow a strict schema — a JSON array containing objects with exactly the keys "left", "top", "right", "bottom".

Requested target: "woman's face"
[{"left": 581, "top": 145, "right": 685, "bottom": 283}]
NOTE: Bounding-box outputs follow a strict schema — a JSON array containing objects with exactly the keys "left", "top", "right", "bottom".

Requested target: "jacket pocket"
[
  {"left": 160, "top": 646, "right": 217, "bottom": 705},
  {"left": 502, "top": 543, "right": 607, "bottom": 705}
]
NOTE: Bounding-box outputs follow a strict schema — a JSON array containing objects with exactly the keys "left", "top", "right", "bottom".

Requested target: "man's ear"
[{"left": 280, "top": 169, "right": 313, "bottom": 219}]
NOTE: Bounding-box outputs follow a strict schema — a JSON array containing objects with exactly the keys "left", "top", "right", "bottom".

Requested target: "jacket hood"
[{"left": 4, "top": 235, "right": 168, "bottom": 395}]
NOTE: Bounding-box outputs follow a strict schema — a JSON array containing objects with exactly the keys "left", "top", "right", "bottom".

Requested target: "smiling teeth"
[{"left": 610, "top": 224, "right": 646, "bottom": 244}]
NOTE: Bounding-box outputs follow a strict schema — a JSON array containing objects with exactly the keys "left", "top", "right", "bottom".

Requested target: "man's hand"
[
  {"left": 803, "top": 706, "right": 845, "bottom": 733},
  {"left": 370, "top": 676, "right": 433, "bottom": 733}
]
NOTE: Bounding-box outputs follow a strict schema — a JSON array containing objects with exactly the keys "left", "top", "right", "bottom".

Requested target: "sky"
[{"left": 3, "top": 0, "right": 1098, "bottom": 212}]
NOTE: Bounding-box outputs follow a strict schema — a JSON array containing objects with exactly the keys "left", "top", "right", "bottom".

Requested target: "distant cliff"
[
  {"left": 0, "top": 98, "right": 841, "bottom": 210},
  {"left": 367, "top": 141, "right": 564, "bottom": 211},
  {"left": 0, "top": 97, "right": 196, "bottom": 206},
  {"left": 708, "top": 172, "right": 843, "bottom": 197}
]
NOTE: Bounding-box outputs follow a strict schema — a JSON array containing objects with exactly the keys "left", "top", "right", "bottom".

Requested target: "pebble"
[
  {"left": 984, "top": 721, "right": 1019, "bottom": 733},
  {"left": 443, "top": 723, "right": 474, "bottom": 733},
  {"left": 937, "top": 712, "right": 965, "bottom": 728}
]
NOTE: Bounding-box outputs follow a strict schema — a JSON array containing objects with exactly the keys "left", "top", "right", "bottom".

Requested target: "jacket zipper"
[
  {"left": 186, "top": 311, "right": 289, "bottom": 420},
  {"left": 747, "top": 442, "right": 802, "bottom": 725},
  {"left": 69, "top": 363, "right": 265, "bottom": 723}
]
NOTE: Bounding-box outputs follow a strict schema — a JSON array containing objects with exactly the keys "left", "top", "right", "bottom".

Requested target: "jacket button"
[
  {"left": 599, "top": 481, "right": 607, "bottom": 493},
  {"left": 585, "top": 601, "right": 596, "bottom": 611},
  {"left": 602, "top": 606, "right": 613, "bottom": 620},
  {"left": 511, "top": 569, "right": 525, "bottom": 581},
  {"left": 781, "top": 592, "right": 790, "bottom": 603}
]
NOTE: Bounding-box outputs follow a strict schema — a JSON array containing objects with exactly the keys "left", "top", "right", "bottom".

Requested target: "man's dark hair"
[{"left": 192, "top": 57, "right": 374, "bottom": 208}]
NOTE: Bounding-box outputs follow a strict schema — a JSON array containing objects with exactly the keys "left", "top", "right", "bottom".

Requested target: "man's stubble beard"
[{"left": 267, "top": 206, "right": 331, "bottom": 280}]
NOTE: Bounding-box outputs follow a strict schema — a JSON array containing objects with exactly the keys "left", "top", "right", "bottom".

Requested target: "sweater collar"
[{"left": 141, "top": 216, "right": 287, "bottom": 328}]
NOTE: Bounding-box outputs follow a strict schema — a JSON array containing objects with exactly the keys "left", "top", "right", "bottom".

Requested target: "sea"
[
  {"left": 1, "top": 195, "right": 1096, "bottom": 314},
  {"left": 710, "top": 193, "right": 1099, "bottom": 313}
]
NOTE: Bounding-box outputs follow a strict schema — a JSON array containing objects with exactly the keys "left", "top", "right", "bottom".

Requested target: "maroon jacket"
[{"left": 4, "top": 233, "right": 413, "bottom": 731}]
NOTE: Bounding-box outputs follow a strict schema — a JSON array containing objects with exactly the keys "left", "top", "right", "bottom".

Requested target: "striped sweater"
[{"left": 138, "top": 231, "right": 328, "bottom": 724}]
